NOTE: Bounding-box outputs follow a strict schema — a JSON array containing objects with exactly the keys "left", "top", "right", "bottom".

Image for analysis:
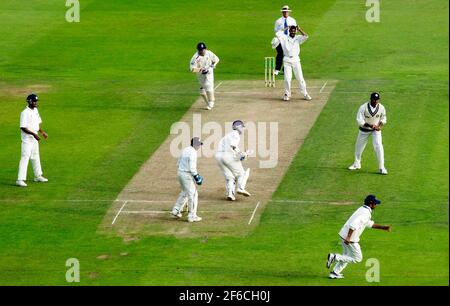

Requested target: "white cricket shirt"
[
  {"left": 338, "top": 205, "right": 375, "bottom": 243},
  {"left": 189, "top": 50, "right": 220, "bottom": 73},
  {"left": 274, "top": 16, "right": 297, "bottom": 34},
  {"left": 276, "top": 30, "right": 308, "bottom": 63},
  {"left": 356, "top": 102, "right": 387, "bottom": 130},
  {"left": 217, "top": 130, "right": 240, "bottom": 153},
  {"left": 20, "top": 107, "right": 42, "bottom": 142},
  {"left": 177, "top": 146, "right": 198, "bottom": 176}
]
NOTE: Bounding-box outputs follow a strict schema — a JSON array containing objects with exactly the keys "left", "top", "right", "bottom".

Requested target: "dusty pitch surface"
[{"left": 100, "top": 79, "right": 336, "bottom": 238}]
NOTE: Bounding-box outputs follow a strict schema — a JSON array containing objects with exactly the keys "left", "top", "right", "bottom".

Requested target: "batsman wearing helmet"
[
  {"left": 171, "top": 137, "right": 204, "bottom": 222},
  {"left": 189, "top": 42, "right": 220, "bottom": 110},
  {"left": 215, "top": 120, "right": 251, "bottom": 201},
  {"left": 16, "top": 94, "right": 48, "bottom": 187}
]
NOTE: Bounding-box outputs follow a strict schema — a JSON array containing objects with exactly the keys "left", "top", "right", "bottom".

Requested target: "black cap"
[
  {"left": 26, "top": 93, "right": 38, "bottom": 103},
  {"left": 364, "top": 194, "right": 381, "bottom": 205},
  {"left": 191, "top": 137, "right": 203, "bottom": 147},
  {"left": 370, "top": 92, "right": 380, "bottom": 101},
  {"left": 197, "top": 42, "right": 207, "bottom": 51}
]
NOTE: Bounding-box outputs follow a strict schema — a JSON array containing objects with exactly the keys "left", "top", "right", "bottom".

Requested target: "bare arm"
[
  {"left": 296, "top": 25, "right": 307, "bottom": 36},
  {"left": 21, "top": 127, "right": 40, "bottom": 141},
  {"left": 39, "top": 127, "right": 48, "bottom": 139}
]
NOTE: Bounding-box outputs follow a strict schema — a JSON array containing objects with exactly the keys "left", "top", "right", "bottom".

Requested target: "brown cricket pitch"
[{"left": 99, "top": 79, "right": 337, "bottom": 238}]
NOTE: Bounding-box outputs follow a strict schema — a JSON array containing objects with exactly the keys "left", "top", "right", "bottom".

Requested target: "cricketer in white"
[
  {"left": 215, "top": 120, "right": 251, "bottom": 201},
  {"left": 16, "top": 94, "right": 48, "bottom": 187},
  {"left": 326, "top": 195, "right": 391, "bottom": 279},
  {"left": 189, "top": 42, "right": 220, "bottom": 110},
  {"left": 348, "top": 92, "right": 388, "bottom": 175},
  {"left": 273, "top": 25, "right": 312, "bottom": 101},
  {"left": 171, "top": 137, "right": 204, "bottom": 222}
]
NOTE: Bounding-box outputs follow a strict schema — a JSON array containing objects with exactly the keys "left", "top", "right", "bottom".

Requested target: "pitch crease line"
[
  {"left": 112, "top": 201, "right": 128, "bottom": 225},
  {"left": 319, "top": 81, "right": 328, "bottom": 93},
  {"left": 248, "top": 201, "right": 261, "bottom": 225}
]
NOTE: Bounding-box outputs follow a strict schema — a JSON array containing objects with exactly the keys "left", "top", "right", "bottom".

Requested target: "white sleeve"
[
  {"left": 297, "top": 34, "right": 308, "bottom": 45},
  {"left": 366, "top": 220, "right": 375, "bottom": 229},
  {"left": 210, "top": 51, "right": 219, "bottom": 67},
  {"left": 380, "top": 106, "right": 387, "bottom": 125},
  {"left": 20, "top": 111, "right": 28, "bottom": 128},
  {"left": 356, "top": 105, "right": 366, "bottom": 127},
  {"left": 230, "top": 134, "right": 240, "bottom": 150},
  {"left": 275, "top": 30, "right": 285, "bottom": 39},
  {"left": 36, "top": 109, "right": 42, "bottom": 124},
  {"left": 189, "top": 151, "right": 198, "bottom": 176},
  {"left": 189, "top": 53, "right": 198, "bottom": 71},
  {"left": 274, "top": 19, "right": 282, "bottom": 33}
]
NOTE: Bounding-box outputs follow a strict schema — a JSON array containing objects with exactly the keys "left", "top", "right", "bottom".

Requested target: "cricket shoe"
[
  {"left": 34, "top": 176, "right": 48, "bottom": 182},
  {"left": 303, "top": 93, "right": 312, "bottom": 101},
  {"left": 283, "top": 94, "right": 290, "bottom": 102},
  {"left": 273, "top": 70, "right": 279, "bottom": 76},
  {"left": 326, "top": 253, "right": 336, "bottom": 269},
  {"left": 227, "top": 193, "right": 236, "bottom": 201},
  {"left": 188, "top": 216, "right": 202, "bottom": 223},
  {"left": 16, "top": 180, "right": 27, "bottom": 187},
  {"left": 329, "top": 271, "right": 344, "bottom": 279},
  {"left": 207, "top": 101, "right": 214, "bottom": 110},
  {"left": 171, "top": 208, "right": 182, "bottom": 218},
  {"left": 348, "top": 163, "right": 361, "bottom": 170},
  {"left": 379, "top": 168, "right": 388, "bottom": 175},
  {"left": 237, "top": 189, "right": 251, "bottom": 197}
]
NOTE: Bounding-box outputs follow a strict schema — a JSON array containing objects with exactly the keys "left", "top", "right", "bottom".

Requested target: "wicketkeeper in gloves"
[
  {"left": 215, "top": 120, "right": 252, "bottom": 201},
  {"left": 171, "top": 137, "right": 204, "bottom": 222},
  {"left": 189, "top": 42, "right": 220, "bottom": 110},
  {"left": 326, "top": 195, "right": 391, "bottom": 279}
]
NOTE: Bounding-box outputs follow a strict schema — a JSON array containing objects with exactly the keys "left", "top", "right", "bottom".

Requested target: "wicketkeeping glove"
[{"left": 193, "top": 174, "right": 203, "bottom": 185}]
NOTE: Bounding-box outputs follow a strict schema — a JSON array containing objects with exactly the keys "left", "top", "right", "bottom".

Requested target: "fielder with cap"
[
  {"left": 326, "top": 195, "right": 391, "bottom": 279},
  {"left": 215, "top": 120, "right": 251, "bottom": 201},
  {"left": 273, "top": 5, "right": 297, "bottom": 75},
  {"left": 348, "top": 92, "right": 388, "bottom": 175},
  {"left": 273, "top": 25, "right": 312, "bottom": 101},
  {"left": 189, "top": 42, "right": 220, "bottom": 110},
  {"left": 16, "top": 94, "right": 48, "bottom": 187},
  {"left": 171, "top": 137, "right": 204, "bottom": 222}
]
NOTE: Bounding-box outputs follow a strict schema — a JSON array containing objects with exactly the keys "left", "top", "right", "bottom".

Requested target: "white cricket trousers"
[
  {"left": 283, "top": 60, "right": 308, "bottom": 97},
  {"left": 353, "top": 130, "right": 385, "bottom": 169},
  {"left": 215, "top": 152, "right": 246, "bottom": 196},
  {"left": 333, "top": 238, "right": 363, "bottom": 274},
  {"left": 198, "top": 72, "right": 215, "bottom": 104},
  {"left": 173, "top": 171, "right": 198, "bottom": 218},
  {"left": 18, "top": 139, "right": 43, "bottom": 181}
]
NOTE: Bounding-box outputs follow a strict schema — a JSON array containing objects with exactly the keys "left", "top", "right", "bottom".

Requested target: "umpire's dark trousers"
[{"left": 275, "top": 44, "right": 283, "bottom": 71}]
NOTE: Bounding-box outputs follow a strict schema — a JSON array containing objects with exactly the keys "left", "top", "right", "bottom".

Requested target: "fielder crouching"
[
  {"left": 215, "top": 120, "right": 251, "bottom": 201},
  {"left": 171, "top": 137, "right": 204, "bottom": 223}
]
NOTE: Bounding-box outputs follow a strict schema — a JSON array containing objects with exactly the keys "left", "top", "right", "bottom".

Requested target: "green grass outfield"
[{"left": 0, "top": 0, "right": 448, "bottom": 285}]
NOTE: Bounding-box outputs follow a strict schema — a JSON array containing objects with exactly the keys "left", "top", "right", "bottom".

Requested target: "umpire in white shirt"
[
  {"left": 16, "top": 94, "right": 48, "bottom": 187},
  {"left": 326, "top": 195, "right": 391, "bottom": 279},
  {"left": 171, "top": 137, "right": 204, "bottom": 222},
  {"left": 273, "top": 5, "right": 297, "bottom": 75}
]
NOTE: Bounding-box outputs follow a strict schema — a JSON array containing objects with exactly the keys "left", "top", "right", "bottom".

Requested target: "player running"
[
  {"left": 326, "top": 195, "right": 391, "bottom": 279},
  {"left": 189, "top": 42, "right": 220, "bottom": 110},
  {"left": 215, "top": 120, "right": 251, "bottom": 201}
]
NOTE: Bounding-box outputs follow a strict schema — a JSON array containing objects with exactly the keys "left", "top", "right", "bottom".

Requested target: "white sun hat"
[{"left": 280, "top": 5, "right": 292, "bottom": 12}]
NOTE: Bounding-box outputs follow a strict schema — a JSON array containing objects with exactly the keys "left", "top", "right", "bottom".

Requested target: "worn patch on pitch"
[
  {"left": 0, "top": 83, "right": 52, "bottom": 98},
  {"left": 99, "top": 80, "right": 337, "bottom": 238}
]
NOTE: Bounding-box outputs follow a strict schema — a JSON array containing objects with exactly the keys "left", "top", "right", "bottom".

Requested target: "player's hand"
[
  {"left": 385, "top": 226, "right": 392, "bottom": 232},
  {"left": 372, "top": 124, "right": 380, "bottom": 131},
  {"left": 33, "top": 133, "right": 41, "bottom": 141},
  {"left": 201, "top": 68, "right": 209, "bottom": 74},
  {"left": 41, "top": 131, "right": 48, "bottom": 139},
  {"left": 193, "top": 174, "right": 203, "bottom": 185}
]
